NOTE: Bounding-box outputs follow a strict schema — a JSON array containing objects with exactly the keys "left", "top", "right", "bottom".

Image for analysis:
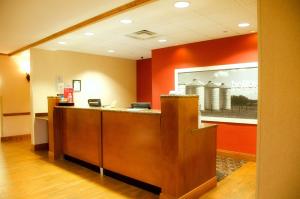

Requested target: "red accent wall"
[
  {"left": 136, "top": 58, "right": 152, "bottom": 103},
  {"left": 207, "top": 122, "right": 257, "bottom": 154},
  {"left": 137, "top": 33, "right": 258, "bottom": 155},
  {"left": 152, "top": 33, "right": 258, "bottom": 108}
]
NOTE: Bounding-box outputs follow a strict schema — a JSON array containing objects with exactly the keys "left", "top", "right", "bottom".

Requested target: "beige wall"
[
  {"left": 0, "top": 97, "right": 2, "bottom": 136},
  {"left": 0, "top": 55, "right": 31, "bottom": 137},
  {"left": 30, "top": 48, "right": 136, "bottom": 144},
  {"left": 258, "top": 0, "right": 300, "bottom": 198}
]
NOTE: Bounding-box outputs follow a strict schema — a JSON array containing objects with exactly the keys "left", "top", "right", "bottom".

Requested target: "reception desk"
[{"left": 49, "top": 96, "right": 217, "bottom": 199}]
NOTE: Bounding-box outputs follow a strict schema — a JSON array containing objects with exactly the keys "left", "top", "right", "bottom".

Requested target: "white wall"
[
  {"left": 2, "top": 116, "right": 31, "bottom": 137},
  {"left": 30, "top": 48, "right": 136, "bottom": 144},
  {"left": 258, "top": 0, "right": 300, "bottom": 198}
]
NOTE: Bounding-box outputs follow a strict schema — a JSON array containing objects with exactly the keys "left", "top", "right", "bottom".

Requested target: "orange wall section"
[
  {"left": 137, "top": 33, "right": 258, "bottom": 155},
  {"left": 136, "top": 58, "right": 152, "bottom": 103},
  {"left": 0, "top": 55, "right": 31, "bottom": 113},
  {"left": 0, "top": 54, "right": 31, "bottom": 137}
]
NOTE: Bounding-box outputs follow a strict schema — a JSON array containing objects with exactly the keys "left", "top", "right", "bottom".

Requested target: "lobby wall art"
[{"left": 175, "top": 62, "right": 258, "bottom": 124}]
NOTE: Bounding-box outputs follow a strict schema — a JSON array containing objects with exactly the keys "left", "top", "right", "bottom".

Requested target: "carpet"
[{"left": 216, "top": 155, "right": 247, "bottom": 181}]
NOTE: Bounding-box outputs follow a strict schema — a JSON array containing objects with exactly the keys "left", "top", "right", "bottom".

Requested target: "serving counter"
[{"left": 48, "top": 95, "right": 217, "bottom": 199}]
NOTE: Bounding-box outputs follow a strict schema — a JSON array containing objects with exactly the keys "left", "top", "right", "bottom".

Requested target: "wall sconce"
[
  {"left": 12, "top": 50, "right": 31, "bottom": 82},
  {"left": 26, "top": 73, "right": 30, "bottom": 82}
]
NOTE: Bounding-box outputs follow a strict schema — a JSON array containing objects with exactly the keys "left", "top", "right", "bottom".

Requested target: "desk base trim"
[
  {"left": 160, "top": 177, "right": 217, "bottom": 199},
  {"left": 33, "top": 143, "right": 49, "bottom": 151}
]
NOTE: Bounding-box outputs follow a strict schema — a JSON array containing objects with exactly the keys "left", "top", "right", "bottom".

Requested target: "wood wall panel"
[
  {"left": 160, "top": 96, "right": 217, "bottom": 198},
  {"left": 181, "top": 126, "right": 216, "bottom": 192},
  {"left": 62, "top": 108, "right": 101, "bottom": 166},
  {"left": 48, "top": 97, "right": 60, "bottom": 160},
  {"left": 102, "top": 111, "right": 161, "bottom": 187}
]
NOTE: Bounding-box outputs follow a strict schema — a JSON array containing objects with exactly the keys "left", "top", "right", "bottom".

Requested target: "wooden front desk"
[{"left": 49, "top": 96, "right": 217, "bottom": 199}]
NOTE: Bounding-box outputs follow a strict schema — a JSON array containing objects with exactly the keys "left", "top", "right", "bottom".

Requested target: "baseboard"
[
  {"left": 33, "top": 143, "right": 49, "bottom": 151},
  {"left": 217, "top": 149, "right": 256, "bottom": 162},
  {"left": 1, "top": 134, "right": 31, "bottom": 142},
  {"left": 179, "top": 177, "right": 217, "bottom": 199},
  {"left": 3, "top": 112, "right": 31, "bottom": 117},
  {"left": 35, "top": 112, "right": 48, "bottom": 117},
  {"left": 160, "top": 177, "right": 217, "bottom": 199},
  {"left": 48, "top": 151, "right": 56, "bottom": 161}
]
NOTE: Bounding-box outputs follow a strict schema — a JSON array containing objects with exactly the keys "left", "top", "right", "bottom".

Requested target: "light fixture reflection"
[
  {"left": 58, "top": 41, "right": 67, "bottom": 45},
  {"left": 158, "top": 39, "right": 167, "bottom": 43},
  {"left": 84, "top": 32, "right": 94, "bottom": 36},
  {"left": 120, "top": 19, "right": 132, "bottom": 24},
  {"left": 238, "top": 22, "right": 250, "bottom": 28},
  {"left": 174, "top": 1, "right": 190, "bottom": 8}
]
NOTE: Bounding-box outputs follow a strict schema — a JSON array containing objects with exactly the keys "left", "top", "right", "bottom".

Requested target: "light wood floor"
[
  {"left": 0, "top": 140, "right": 256, "bottom": 199},
  {"left": 201, "top": 161, "right": 256, "bottom": 199}
]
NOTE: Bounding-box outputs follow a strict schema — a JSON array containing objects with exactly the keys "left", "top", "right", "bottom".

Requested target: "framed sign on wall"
[
  {"left": 175, "top": 62, "right": 258, "bottom": 124},
  {"left": 72, "top": 80, "right": 81, "bottom": 92}
]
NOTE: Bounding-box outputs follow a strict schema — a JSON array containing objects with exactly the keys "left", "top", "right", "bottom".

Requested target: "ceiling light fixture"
[
  {"left": 58, "top": 41, "right": 66, "bottom": 45},
  {"left": 158, "top": 39, "right": 167, "bottom": 43},
  {"left": 108, "top": 50, "right": 115, "bottom": 53},
  {"left": 120, "top": 19, "right": 132, "bottom": 24},
  {"left": 238, "top": 22, "right": 250, "bottom": 28},
  {"left": 174, "top": 1, "right": 190, "bottom": 8},
  {"left": 84, "top": 32, "right": 94, "bottom": 36}
]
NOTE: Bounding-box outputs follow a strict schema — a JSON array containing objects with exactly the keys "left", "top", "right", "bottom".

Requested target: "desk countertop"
[{"left": 54, "top": 106, "right": 161, "bottom": 115}]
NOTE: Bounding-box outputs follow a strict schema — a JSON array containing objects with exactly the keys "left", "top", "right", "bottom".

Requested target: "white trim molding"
[{"left": 201, "top": 116, "right": 257, "bottom": 125}]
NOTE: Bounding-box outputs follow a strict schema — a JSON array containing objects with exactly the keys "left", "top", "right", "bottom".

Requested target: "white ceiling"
[
  {"left": 0, "top": 0, "right": 132, "bottom": 54},
  {"left": 1, "top": 0, "right": 257, "bottom": 59}
]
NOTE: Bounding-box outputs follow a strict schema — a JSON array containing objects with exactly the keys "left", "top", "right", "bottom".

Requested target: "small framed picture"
[{"left": 72, "top": 80, "right": 81, "bottom": 92}]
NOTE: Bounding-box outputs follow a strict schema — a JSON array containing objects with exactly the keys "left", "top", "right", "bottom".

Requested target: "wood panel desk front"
[{"left": 50, "top": 96, "right": 217, "bottom": 199}]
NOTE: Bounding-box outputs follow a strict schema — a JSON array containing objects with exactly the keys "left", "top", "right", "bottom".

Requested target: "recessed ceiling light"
[
  {"left": 58, "top": 41, "right": 66, "bottom": 45},
  {"left": 158, "top": 39, "right": 167, "bottom": 43},
  {"left": 238, "top": 22, "right": 250, "bottom": 28},
  {"left": 108, "top": 50, "right": 115, "bottom": 53},
  {"left": 84, "top": 32, "right": 94, "bottom": 36},
  {"left": 174, "top": 1, "right": 190, "bottom": 8},
  {"left": 120, "top": 19, "right": 132, "bottom": 24}
]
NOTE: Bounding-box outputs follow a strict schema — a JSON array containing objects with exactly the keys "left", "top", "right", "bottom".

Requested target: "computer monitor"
[
  {"left": 131, "top": 102, "right": 151, "bottom": 109},
  {"left": 88, "top": 99, "right": 101, "bottom": 107}
]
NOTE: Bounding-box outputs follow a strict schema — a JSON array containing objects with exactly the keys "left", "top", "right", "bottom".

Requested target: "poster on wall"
[
  {"left": 64, "top": 88, "right": 74, "bottom": 103},
  {"left": 175, "top": 62, "right": 258, "bottom": 124}
]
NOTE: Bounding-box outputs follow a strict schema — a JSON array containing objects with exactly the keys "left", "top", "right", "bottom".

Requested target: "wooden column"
[
  {"left": 47, "top": 96, "right": 60, "bottom": 160},
  {"left": 160, "top": 95, "right": 217, "bottom": 199}
]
